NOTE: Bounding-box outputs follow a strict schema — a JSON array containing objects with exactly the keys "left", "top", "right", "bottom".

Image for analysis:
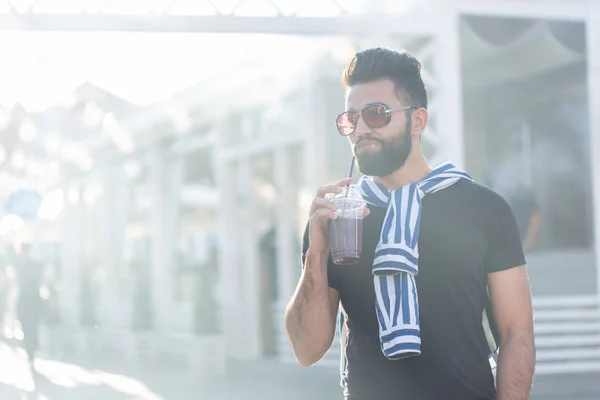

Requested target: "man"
[
  {"left": 284, "top": 48, "right": 535, "bottom": 399},
  {"left": 504, "top": 185, "right": 542, "bottom": 252},
  {"left": 483, "top": 126, "right": 542, "bottom": 252},
  {"left": 485, "top": 172, "right": 542, "bottom": 252}
]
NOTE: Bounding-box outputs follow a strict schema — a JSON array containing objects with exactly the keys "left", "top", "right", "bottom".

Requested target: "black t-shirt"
[{"left": 301, "top": 180, "right": 526, "bottom": 400}]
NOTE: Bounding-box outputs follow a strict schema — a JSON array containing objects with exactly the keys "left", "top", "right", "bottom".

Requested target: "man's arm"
[
  {"left": 285, "top": 178, "right": 355, "bottom": 367},
  {"left": 488, "top": 265, "right": 535, "bottom": 400},
  {"left": 285, "top": 249, "right": 340, "bottom": 367}
]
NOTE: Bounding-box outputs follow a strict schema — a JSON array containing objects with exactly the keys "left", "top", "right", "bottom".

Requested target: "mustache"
[{"left": 355, "top": 137, "right": 385, "bottom": 149}]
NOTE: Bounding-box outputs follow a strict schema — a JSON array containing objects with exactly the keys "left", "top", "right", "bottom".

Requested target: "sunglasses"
[{"left": 335, "top": 103, "right": 416, "bottom": 136}]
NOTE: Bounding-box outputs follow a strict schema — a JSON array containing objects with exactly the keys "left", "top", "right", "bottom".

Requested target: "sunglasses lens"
[
  {"left": 336, "top": 112, "right": 356, "bottom": 135},
  {"left": 362, "top": 104, "right": 388, "bottom": 128}
]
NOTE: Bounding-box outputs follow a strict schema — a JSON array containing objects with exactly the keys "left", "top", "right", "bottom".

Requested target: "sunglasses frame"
[{"left": 335, "top": 103, "right": 416, "bottom": 136}]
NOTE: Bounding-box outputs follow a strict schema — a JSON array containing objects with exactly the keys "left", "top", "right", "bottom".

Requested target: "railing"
[{"left": 534, "top": 295, "right": 600, "bottom": 374}]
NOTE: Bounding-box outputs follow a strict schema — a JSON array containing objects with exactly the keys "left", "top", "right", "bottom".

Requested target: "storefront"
[{"left": 207, "top": 1, "right": 600, "bottom": 372}]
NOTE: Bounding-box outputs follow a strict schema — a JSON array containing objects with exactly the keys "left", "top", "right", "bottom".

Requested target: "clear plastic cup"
[{"left": 328, "top": 187, "right": 367, "bottom": 265}]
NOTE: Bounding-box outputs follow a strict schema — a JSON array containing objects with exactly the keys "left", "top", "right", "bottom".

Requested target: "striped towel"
[{"left": 354, "top": 162, "right": 472, "bottom": 359}]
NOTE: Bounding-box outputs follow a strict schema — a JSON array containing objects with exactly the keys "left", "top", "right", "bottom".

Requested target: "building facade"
[{"left": 9, "top": 0, "right": 600, "bottom": 376}]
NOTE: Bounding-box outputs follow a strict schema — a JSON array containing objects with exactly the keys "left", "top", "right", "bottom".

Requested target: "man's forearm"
[
  {"left": 285, "top": 250, "right": 336, "bottom": 366},
  {"left": 496, "top": 332, "right": 535, "bottom": 400}
]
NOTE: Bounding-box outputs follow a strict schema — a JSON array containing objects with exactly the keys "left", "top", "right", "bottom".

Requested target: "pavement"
[{"left": 0, "top": 341, "right": 598, "bottom": 399}]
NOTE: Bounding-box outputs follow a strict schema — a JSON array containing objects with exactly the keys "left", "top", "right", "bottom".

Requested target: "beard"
[{"left": 353, "top": 118, "right": 412, "bottom": 177}]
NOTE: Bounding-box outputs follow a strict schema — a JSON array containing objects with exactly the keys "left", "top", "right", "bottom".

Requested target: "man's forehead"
[
  {"left": 345, "top": 81, "right": 402, "bottom": 109},
  {"left": 344, "top": 102, "right": 379, "bottom": 112}
]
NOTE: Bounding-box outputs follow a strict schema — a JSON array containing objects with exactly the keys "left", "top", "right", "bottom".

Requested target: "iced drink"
[{"left": 329, "top": 187, "right": 366, "bottom": 265}]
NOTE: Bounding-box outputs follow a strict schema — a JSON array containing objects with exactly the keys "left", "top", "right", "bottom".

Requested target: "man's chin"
[
  {"left": 356, "top": 160, "right": 387, "bottom": 177},
  {"left": 356, "top": 156, "right": 408, "bottom": 177}
]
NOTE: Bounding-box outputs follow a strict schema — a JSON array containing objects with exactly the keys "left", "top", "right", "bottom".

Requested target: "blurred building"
[{"left": 0, "top": 0, "right": 598, "bottom": 377}]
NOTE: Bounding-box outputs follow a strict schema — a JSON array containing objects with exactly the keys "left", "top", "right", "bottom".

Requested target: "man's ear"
[{"left": 410, "top": 108, "right": 428, "bottom": 139}]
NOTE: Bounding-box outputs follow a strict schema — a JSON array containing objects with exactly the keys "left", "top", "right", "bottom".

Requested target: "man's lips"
[{"left": 356, "top": 140, "right": 381, "bottom": 151}]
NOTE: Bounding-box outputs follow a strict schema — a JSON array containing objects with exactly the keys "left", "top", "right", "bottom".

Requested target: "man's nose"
[{"left": 353, "top": 115, "right": 371, "bottom": 138}]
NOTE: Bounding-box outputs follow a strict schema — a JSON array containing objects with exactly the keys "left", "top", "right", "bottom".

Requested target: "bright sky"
[
  {"left": 0, "top": 31, "right": 335, "bottom": 111},
  {"left": 0, "top": 0, "right": 377, "bottom": 112}
]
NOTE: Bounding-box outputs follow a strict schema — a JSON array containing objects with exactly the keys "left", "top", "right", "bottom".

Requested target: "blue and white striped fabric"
[{"left": 354, "top": 162, "right": 472, "bottom": 359}]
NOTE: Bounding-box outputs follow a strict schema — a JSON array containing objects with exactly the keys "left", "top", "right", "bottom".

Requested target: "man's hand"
[{"left": 307, "top": 177, "right": 369, "bottom": 256}]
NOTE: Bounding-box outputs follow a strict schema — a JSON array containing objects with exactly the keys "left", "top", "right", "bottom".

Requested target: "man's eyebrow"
[{"left": 346, "top": 103, "right": 378, "bottom": 112}]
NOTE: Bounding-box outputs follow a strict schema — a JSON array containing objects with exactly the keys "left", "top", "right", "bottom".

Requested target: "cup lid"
[{"left": 331, "top": 186, "right": 365, "bottom": 202}]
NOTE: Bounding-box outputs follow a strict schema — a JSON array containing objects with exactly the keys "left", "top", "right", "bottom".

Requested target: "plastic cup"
[{"left": 329, "top": 187, "right": 367, "bottom": 265}]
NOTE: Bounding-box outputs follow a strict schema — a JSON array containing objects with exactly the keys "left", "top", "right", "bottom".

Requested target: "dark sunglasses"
[{"left": 335, "top": 103, "right": 416, "bottom": 136}]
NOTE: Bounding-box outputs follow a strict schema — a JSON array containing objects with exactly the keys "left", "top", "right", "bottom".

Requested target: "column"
[
  {"left": 273, "top": 146, "right": 297, "bottom": 359},
  {"left": 58, "top": 181, "right": 84, "bottom": 353},
  {"left": 59, "top": 183, "right": 83, "bottom": 329},
  {"left": 588, "top": 3, "right": 600, "bottom": 296},
  {"left": 149, "top": 146, "right": 184, "bottom": 334},
  {"left": 274, "top": 147, "right": 297, "bottom": 302},
  {"left": 235, "top": 155, "right": 262, "bottom": 359},
  {"left": 164, "top": 154, "right": 185, "bottom": 330},
  {"left": 433, "top": 9, "right": 465, "bottom": 168},
  {"left": 213, "top": 152, "right": 241, "bottom": 358},
  {"left": 98, "top": 167, "right": 129, "bottom": 330},
  {"left": 303, "top": 73, "right": 327, "bottom": 194},
  {"left": 150, "top": 146, "right": 170, "bottom": 333},
  {"left": 214, "top": 153, "right": 262, "bottom": 359}
]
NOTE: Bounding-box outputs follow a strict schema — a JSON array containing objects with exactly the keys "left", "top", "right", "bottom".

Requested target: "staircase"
[{"left": 534, "top": 295, "right": 600, "bottom": 374}]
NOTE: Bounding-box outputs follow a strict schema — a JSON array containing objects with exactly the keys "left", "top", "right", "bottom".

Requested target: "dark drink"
[
  {"left": 330, "top": 216, "right": 363, "bottom": 265},
  {"left": 329, "top": 188, "right": 366, "bottom": 265}
]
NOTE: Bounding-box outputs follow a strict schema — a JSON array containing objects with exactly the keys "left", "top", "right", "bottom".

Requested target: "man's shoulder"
[
  {"left": 427, "top": 179, "right": 515, "bottom": 228},
  {"left": 449, "top": 179, "right": 511, "bottom": 211}
]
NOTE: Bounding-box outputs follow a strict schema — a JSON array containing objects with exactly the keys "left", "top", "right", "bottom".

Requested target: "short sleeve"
[
  {"left": 484, "top": 193, "right": 527, "bottom": 273},
  {"left": 301, "top": 221, "right": 342, "bottom": 290}
]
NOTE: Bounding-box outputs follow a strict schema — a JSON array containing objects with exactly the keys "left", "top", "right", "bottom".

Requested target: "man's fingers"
[
  {"left": 334, "top": 177, "right": 353, "bottom": 187},
  {"left": 311, "top": 208, "right": 337, "bottom": 221},
  {"left": 315, "top": 178, "right": 353, "bottom": 198},
  {"left": 310, "top": 198, "right": 337, "bottom": 216}
]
